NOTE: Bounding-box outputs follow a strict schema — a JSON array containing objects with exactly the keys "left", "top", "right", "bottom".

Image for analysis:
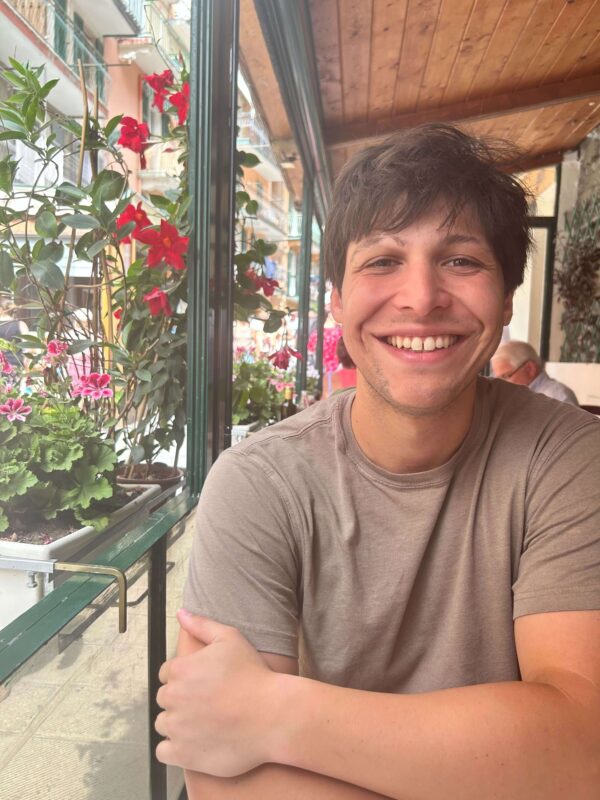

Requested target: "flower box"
[{"left": 0, "top": 483, "right": 161, "bottom": 631}]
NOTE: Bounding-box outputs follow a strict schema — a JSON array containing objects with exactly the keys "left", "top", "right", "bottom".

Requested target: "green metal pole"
[
  {"left": 187, "top": 0, "right": 239, "bottom": 493},
  {"left": 296, "top": 179, "right": 313, "bottom": 394},
  {"left": 315, "top": 224, "right": 325, "bottom": 394}
]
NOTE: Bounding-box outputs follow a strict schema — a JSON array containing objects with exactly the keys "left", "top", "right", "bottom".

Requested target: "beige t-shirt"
[{"left": 183, "top": 377, "right": 600, "bottom": 693}]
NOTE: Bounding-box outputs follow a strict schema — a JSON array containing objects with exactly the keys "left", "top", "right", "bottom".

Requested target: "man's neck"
[{"left": 350, "top": 381, "right": 477, "bottom": 474}]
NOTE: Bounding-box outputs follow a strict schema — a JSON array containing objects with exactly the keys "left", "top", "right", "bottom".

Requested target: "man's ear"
[
  {"left": 502, "top": 291, "right": 514, "bottom": 326},
  {"left": 331, "top": 287, "right": 343, "bottom": 324}
]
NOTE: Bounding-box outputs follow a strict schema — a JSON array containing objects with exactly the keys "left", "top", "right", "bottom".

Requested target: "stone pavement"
[{"left": 0, "top": 515, "right": 196, "bottom": 800}]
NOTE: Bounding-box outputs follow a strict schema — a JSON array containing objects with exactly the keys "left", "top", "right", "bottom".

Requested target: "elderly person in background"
[{"left": 491, "top": 340, "right": 578, "bottom": 405}]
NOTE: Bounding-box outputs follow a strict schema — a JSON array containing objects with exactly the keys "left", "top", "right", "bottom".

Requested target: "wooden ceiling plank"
[
  {"left": 543, "top": 96, "right": 600, "bottom": 152},
  {"left": 543, "top": 0, "right": 600, "bottom": 84},
  {"left": 464, "top": 0, "right": 538, "bottom": 101},
  {"left": 325, "top": 72, "right": 600, "bottom": 149},
  {"left": 522, "top": 0, "right": 597, "bottom": 89},
  {"left": 308, "top": 0, "right": 344, "bottom": 124},
  {"left": 440, "top": 0, "right": 507, "bottom": 106},
  {"left": 417, "top": 0, "right": 475, "bottom": 110},
  {"left": 392, "top": 0, "right": 443, "bottom": 114},
  {"left": 338, "top": 0, "right": 374, "bottom": 122},
  {"left": 557, "top": 104, "right": 600, "bottom": 152},
  {"left": 368, "top": 0, "right": 409, "bottom": 120},
  {"left": 492, "top": 0, "right": 572, "bottom": 93},
  {"left": 510, "top": 102, "right": 573, "bottom": 152},
  {"left": 239, "top": 0, "right": 291, "bottom": 140}
]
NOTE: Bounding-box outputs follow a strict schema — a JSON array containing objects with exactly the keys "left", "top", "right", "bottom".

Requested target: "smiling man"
[{"left": 156, "top": 125, "right": 600, "bottom": 800}]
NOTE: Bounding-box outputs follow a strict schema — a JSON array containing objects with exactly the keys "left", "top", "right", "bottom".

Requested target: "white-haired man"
[{"left": 491, "top": 340, "right": 578, "bottom": 405}]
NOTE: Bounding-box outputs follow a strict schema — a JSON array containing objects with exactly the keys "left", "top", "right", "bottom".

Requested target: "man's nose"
[{"left": 391, "top": 262, "right": 451, "bottom": 316}]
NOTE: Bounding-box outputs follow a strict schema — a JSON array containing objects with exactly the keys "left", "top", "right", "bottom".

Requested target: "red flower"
[
  {"left": 118, "top": 117, "right": 150, "bottom": 168},
  {"left": 136, "top": 220, "right": 189, "bottom": 271},
  {"left": 268, "top": 345, "right": 302, "bottom": 370},
  {"left": 0, "top": 396, "right": 32, "bottom": 422},
  {"left": 114, "top": 308, "right": 122, "bottom": 321},
  {"left": 143, "top": 287, "right": 173, "bottom": 317},
  {"left": 143, "top": 69, "right": 174, "bottom": 113},
  {"left": 169, "top": 82, "right": 190, "bottom": 125},
  {"left": 116, "top": 202, "right": 152, "bottom": 243},
  {"left": 71, "top": 373, "right": 113, "bottom": 400},
  {"left": 0, "top": 351, "right": 13, "bottom": 374},
  {"left": 244, "top": 268, "right": 279, "bottom": 297}
]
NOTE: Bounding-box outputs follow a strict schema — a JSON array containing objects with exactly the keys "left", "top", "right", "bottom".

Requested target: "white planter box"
[
  {"left": 231, "top": 420, "right": 262, "bottom": 445},
  {"left": 0, "top": 484, "right": 161, "bottom": 631}
]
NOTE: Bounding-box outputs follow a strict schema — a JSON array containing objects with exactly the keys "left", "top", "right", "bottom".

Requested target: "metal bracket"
[
  {"left": 54, "top": 562, "right": 128, "bottom": 633},
  {"left": 0, "top": 556, "right": 128, "bottom": 633}
]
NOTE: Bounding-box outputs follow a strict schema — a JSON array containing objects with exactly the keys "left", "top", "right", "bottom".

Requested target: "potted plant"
[
  {"left": 0, "top": 59, "right": 189, "bottom": 490},
  {"left": 0, "top": 345, "right": 160, "bottom": 629}
]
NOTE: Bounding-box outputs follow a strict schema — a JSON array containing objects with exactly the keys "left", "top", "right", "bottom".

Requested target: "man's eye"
[
  {"left": 365, "top": 257, "right": 397, "bottom": 269},
  {"left": 444, "top": 257, "right": 480, "bottom": 270}
]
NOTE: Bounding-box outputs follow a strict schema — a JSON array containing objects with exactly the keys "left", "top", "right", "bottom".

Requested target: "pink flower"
[
  {"left": 0, "top": 397, "right": 32, "bottom": 422},
  {"left": 46, "top": 339, "right": 69, "bottom": 358},
  {"left": 0, "top": 352, "right": 13, "bottom": 374},
  {"left": 143, "top": 287, "right": 173, "bottom": 317},
  {"left": 308, "top": 326, "right": 342, "bottom": 372},
  {"left": 268, "top": 345, "right": 302, "bottom": 370},
  {"left": 71, "top": 373, "right": 113, "bottom": 400}
]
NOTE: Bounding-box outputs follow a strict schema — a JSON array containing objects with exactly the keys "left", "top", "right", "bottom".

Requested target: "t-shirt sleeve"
[
  {"left": 513, "top": 418, "right": 600, "bottom": 618},
  {"left": 182, "top": 447, "right": 301, "bottom": 658}
]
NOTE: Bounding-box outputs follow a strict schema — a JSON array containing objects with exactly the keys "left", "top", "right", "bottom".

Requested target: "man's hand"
[{"left": 155, "top": 610, "right": 284, "bottom": 777}]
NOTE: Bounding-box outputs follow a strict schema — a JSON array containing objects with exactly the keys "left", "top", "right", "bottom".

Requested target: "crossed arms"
[{"left": 156, "top": 607, "right": 600, "bottom": 800}]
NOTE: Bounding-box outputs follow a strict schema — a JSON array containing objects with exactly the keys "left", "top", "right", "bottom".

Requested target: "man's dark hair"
[{"left": 323, "top": 124, "right": 532, "bottom": 293}]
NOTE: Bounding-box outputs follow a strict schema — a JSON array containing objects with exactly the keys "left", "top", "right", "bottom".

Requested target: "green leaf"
[
  {"left": 35, "top": 210, "right": 58, "bottom": 239},
  {"left": 0, "top": 463, "right": 37, "bottom": 502},
  {"left": 130, "top": 445, "right": 146, "bottom": 464},
  {"left": 87, "top": 238, "right": 111, "bottom": 258},
  {"left": 39, "top": 241, "right": 64, "bottom": 262},
  {"left": 0, "top": 507, "right": 8, "bottom": 533},
  {"left": 30, "top": 259, "right": 65, "bottom": 290},
  {"left": 0, "top": 159, "right": 13, "bottom": 193},
  {"left": 67, "top": 338, "right": 94, "bottom": 354},
  {"left": 149, "top": 193, "right": 172, "bottom": 210},
  {"left": 91, "top": 169, "right": 126, "bottom": 203},
  {"left": 39, "top": 78, "right": 59, "bottom": 99},
  {"left": 263, "top": 312, "right": 283, "bottom": 333},
  {"left": 0, "top": 130, "right": 27, "bottom": 142},
  {"left": 0, "top": 250, "right": 14, "bottom": 287},
  {"left": 104, "top": 114, "right": 123, "bottom": 138},
  {"left": 135, "top": 368, "right": 152, "bottom": 381},
  {"left": 116, "top": 221, "right": 135, "bottom": 241},
  {"left": 245, "top": 199, "right": 258, "bottom": 215},
  {"left": 60, "top": 213, "right": 100, "bottom": 230},
  {"left": 236, "top": 190, "right": 250, "bottom": 205},
  {"left": 38, "top": 439, "right": 84, "bottom": 472},
  {"left": 58, "top": 471, "right": 113, "bottom": 510},
  {"left": 55, "top": 181, "right": 87, "bottom": 202}
]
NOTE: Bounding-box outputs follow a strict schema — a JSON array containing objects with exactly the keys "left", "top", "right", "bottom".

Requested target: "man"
[
  {"left": 156, "top": 125, "right": 600, "bottom": 799},
  {"left": 492, "top": 340, "right": 578, "bottom": 404}
]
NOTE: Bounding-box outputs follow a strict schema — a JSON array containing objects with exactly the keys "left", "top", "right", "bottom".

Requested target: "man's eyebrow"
[
  {"left": 441, "top": 233, "right": 484, "bottom": 246},
  {"left": 351, "top": 233, "right": 405, "bottom": 254},
  {"left": 351, "top": 231, "right": 487, "bottom": 254}
]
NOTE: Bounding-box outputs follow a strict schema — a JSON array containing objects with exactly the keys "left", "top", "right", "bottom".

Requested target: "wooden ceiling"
[
  {"left": 241, "top": 0, "right": 600, "bottom": 195},
  {"left": 311, "top": 0, "right": 600, "bottom": 176}
]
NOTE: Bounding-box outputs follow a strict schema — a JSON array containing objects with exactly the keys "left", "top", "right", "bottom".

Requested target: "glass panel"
[
  {"left": 306, "top": 218, "right": 322, "bottom": 400},
  {"left": 508, "top": 226, "right": 548, "bottom": 353},
  {"left": 518, "top": 166, "right": 557, "bottom": 217}
]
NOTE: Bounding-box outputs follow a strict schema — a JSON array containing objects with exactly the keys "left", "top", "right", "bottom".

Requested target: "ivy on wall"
[{"left": 554, "top": 196, "right": 600, "bottom": 363}]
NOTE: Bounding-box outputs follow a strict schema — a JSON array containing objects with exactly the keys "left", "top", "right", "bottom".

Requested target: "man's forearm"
[
  {"left": 271, "top": 674, "right": 600, "bottom": 800},
  {"left": 185, "top": 764, "right": 392, "bottom": 800}
]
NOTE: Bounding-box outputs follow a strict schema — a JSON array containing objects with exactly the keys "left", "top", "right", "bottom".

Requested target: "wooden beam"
[{"left": 325, "top": 73, "right": 600, "bottom": 150}]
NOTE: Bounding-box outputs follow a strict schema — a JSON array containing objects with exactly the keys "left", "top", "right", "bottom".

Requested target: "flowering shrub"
[
  {"left": 0, "top": 356, "right": 118, "bottom": 534},
  {"left": 232, "top": 348, "right": 291, "bottom": 426},
  {"left": 0, "top": 59, "right": 190, "bottom": 470}
]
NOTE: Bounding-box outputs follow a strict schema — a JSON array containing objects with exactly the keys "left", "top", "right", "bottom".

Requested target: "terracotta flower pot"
[{"left": 117, "top": 462, "right": 184, "bottom": 491}]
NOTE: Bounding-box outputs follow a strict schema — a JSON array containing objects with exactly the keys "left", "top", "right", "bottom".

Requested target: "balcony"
[
  {"left": 72, "top": 0, "right": 144, "bottom": 37},
  {"left": 117, "top": 1, "right": 189, "bottom": 76},
  {"left": 2, "top": 0, "right": 109, "bottom": 110}
]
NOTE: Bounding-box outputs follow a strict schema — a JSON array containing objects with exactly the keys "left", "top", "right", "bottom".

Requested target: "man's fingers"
[
  {"left": 158, "top": 658, "right": 171, "bottom": 684},
  {"left": 156, "top": 739, "right": 179, "bottom": 767},
  {"left": 176, "top": 609, "right": 234, "bottom": 644},
  {"left": 155, "top": 710, "right": 168, "bottom": 737}
]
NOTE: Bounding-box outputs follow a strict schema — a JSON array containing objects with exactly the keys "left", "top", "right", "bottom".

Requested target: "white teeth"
[{"left": 386, "top": 335, "right": 457, "bottom": 351}]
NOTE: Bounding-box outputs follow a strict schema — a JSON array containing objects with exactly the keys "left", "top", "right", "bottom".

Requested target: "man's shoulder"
[{"left": 227, "top": 390, "right": 352, "bottom": 464}]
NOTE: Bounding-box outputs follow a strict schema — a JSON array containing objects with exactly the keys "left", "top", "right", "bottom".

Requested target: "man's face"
[
  {"left": 330, "top": 208, "right": 513, "bottom": 416},
  {"left": 490, "top": 357, "right": 532, "bottom": 386}
]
